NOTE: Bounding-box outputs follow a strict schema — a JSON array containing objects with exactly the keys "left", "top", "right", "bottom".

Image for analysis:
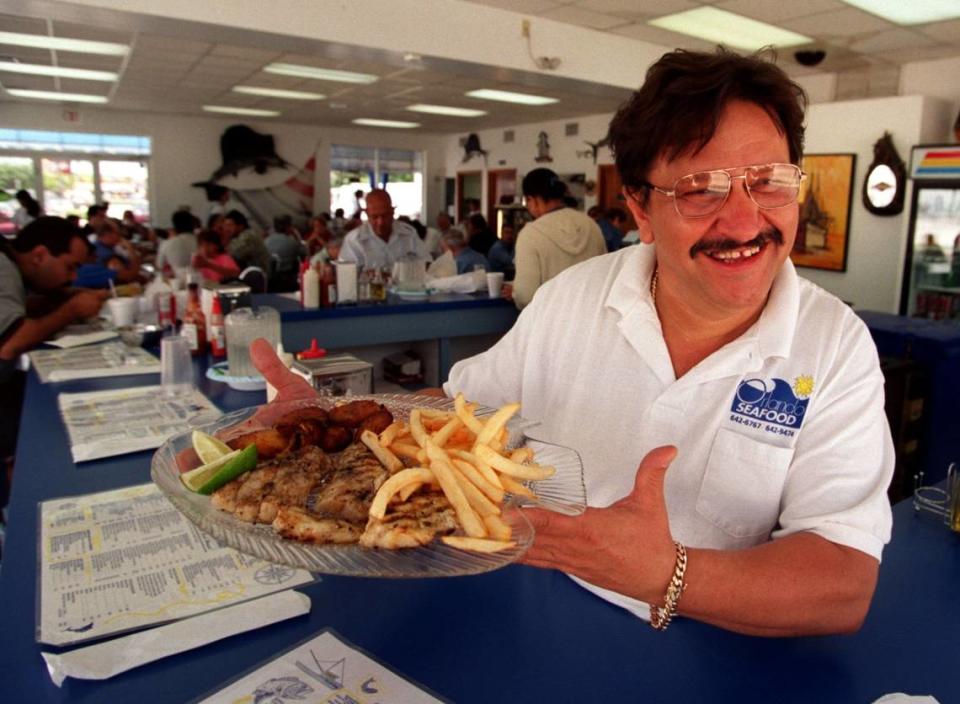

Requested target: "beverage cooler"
[{"left": 899, "top": 144, "right": 960, "bottom": 319}]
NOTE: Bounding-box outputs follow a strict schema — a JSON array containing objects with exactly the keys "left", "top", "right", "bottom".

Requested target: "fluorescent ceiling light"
[
  {"left": 6, "top": 89, "right": 108, "bottom": 103},
  {"left": 0, "top": 60, "right": 118, "bottom": 82},
  {"left": 233, "top": 86, "right": 325, "bottom": 100},
  {"left": 264, "top": 63, "right": 378, "bottom": 84},
  {"left": 0, "top": 31, "right": 129, "bottom": 56},
  {"left": 352, "top": 118, "right": 420, "bottom": 129},
  {"left": 406, "top": 104, "right": 487, "bottom": 117},
  {"left": 203, "top": 105, "right": 280, "bottom": 117},
  {"left": 466, "top": 89, "right": 557, "bottom": 105},
  {"left": 839, "top": 0, "right": 960, "bottom": 25},
  {"left": 649, "top": 7, "right": 812, "bottom": 51}
]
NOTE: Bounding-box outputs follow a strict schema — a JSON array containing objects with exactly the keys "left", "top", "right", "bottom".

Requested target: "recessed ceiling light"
[
  {"left": 6, "top": 88, "right": 108, "bottom": 103},
  {"left": 406, "top": 104, "right": 487, "bottom": 117},
  {"left": 0, "top": 60, "right": 118, "bottom": 82},
  {"left": 649, "top": 7, "right": 812, "bottom": 51},
  {"left": 232, "top": 86, "right": 325, "bottom": 100},
  {"left": 352, "top": 118, "right": 420, "bottom": 129},
  {"left": 203, "top": 105, "right": 280, "bottom": 117},
  {"left": 466, "top": 89, "right": 557, "bottom": 106},
  {"left": 263, "top": 63, "right": 378, "bottom": 84},
  {"left": 0, "top": 31, "right": 129, "bottom": 56},
  {"left": 839, "top": 0, "right": 960, "bottom": 25}
]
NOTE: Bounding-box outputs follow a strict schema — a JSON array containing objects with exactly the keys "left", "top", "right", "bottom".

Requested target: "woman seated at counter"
[{"left": 191, "top": 229, "right": 240, "bottom": 283}]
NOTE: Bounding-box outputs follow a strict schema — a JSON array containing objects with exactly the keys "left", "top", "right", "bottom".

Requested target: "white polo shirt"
[
  {"left": 339, "top": 220, "right": 430, "bottom": 271},
  {"left": 445, "top": 243, "right": 894, "bottom": 618}
]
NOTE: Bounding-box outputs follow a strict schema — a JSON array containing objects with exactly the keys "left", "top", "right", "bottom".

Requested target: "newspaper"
[
  {"left": 30, "top": 340, "right": 160, "bottom": 382},
  {"left": 38, "top": 483, "right": 315, "bottom": 646},
  {"left": 198, "top": 630, "right": 447, "bottom": 704},
  {"left": 57, "top": 385, "right": 221, "bottom": 462}
]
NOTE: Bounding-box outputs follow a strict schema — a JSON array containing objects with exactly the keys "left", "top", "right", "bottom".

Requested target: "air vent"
[
  {"left": 565, "top": 122, "right": 579, "bottom": 136},
  {"left": 503, "top": 130, "right": 514, "bottom": 143}
]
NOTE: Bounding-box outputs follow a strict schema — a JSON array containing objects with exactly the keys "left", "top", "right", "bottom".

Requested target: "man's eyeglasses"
[{"left": 634, "top": 163, "right": 805, "bottom": 218}]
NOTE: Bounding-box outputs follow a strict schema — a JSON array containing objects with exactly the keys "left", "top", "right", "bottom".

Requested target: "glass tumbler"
[
  {"left": 225, "top": 306, "right": 280, "bottom": 378},
  {"left": 161, "top": 335, "right": 193, "bottom": 397}
]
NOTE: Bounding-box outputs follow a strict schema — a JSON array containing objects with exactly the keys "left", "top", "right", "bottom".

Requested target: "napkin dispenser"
[
  {"left": 291, "top": 354, "right": 373, "bottom": 396},
  {"left": 201, "top": 282, "right": 252, "bottom": 333}
]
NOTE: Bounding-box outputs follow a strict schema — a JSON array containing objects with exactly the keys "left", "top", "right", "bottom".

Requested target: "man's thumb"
[{"left": 626, "top": 445, "right": 677, "bottom": 507}]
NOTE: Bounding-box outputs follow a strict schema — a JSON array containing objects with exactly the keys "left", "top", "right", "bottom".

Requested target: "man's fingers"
[{"left": 249, "top": 337, "right": 314, "bottom": 399}]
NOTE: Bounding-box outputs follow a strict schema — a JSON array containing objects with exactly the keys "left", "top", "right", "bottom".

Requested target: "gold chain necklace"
[{"left": 650, "top": 266, "right": 659, "bottom": 306}]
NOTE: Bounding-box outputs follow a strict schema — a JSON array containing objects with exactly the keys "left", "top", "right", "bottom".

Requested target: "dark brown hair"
[{"left": 607, "top": 48, "right": 807, "bottom": 202}]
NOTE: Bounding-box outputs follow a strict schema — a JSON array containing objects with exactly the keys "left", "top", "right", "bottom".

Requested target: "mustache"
[{"left": 689, "top": 228, "right": 784, "bottom": 259}]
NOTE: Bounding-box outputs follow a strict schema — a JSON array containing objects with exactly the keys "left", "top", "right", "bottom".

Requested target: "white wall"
[
  {"left": 0, "top": 103, "right": 448, "bottom": 228},
  {"left": 442, "top": 95, "right": 954, "bottom": 314}
]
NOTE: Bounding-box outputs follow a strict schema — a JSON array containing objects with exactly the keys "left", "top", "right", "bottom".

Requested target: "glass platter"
[{"left": 151, "top": 394, "right": 586, "bottom": 577}]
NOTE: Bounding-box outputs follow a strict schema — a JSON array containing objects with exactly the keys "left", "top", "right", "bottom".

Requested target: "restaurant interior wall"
[
  {"left": 0, "top": 102, "right": 448, "bottom": 228},
  {"left": 443, "top": 94, "right": 953, "bottom": 314}
]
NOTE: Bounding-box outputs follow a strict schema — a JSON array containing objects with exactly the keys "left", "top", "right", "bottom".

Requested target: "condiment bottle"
[
  {"left": 209, "top": 295, "right": 226, "bottom": 359},
  {"left": 181, "top": 282, "right": 207, "bottom": 356},
  {"left": 320, "top": 262, "right": 336, "bottom": 308},
  {"left": 298, "top": 338, "right": 327, "bottom": 361},
  {"left": 302, "top": 263, "right": 320, "bottom": 309}
]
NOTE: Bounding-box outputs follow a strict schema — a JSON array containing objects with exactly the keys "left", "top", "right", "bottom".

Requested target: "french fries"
[{"left": 363, "top": 396, "right": 552, "bottom": 553}]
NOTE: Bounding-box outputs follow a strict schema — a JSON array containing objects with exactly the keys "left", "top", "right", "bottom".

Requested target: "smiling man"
[{"left": 441, "top": 49, "right": 894, "bottom": 636}]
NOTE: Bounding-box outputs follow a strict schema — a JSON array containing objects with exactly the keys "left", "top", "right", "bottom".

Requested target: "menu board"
[
  {"left": 30, "top": 340, "right": 160, "bottom": 382},
  {"left": 57, "top": 385, "right": 221, "bottom": 462},
  {"left": 198, "top": 630, "right": 447, "bottom": 704},
  {"left": 38, "top": 483, "right": 315, "bottom": 646}
]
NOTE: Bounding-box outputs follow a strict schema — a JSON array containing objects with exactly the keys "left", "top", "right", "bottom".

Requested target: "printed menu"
[{"left": 39, "top": 483, "right": 314, "bottom": 646}]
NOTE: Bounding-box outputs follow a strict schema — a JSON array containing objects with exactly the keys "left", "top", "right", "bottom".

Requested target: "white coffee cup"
[
  {"left": 486, "top": 272, "right": 505, "bottom": 299},
  {"left": 107, "top": 297, "right": 138, "bottom": 327}
]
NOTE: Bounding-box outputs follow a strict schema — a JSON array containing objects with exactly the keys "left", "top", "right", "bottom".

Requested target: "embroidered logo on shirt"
[{"left": 729, "top": 376, "right": 814, "bottom": 437}]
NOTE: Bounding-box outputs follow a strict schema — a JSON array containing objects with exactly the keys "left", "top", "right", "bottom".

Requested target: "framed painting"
[{"left": 790, "top": 153, "right": 856, "bottom": 272}]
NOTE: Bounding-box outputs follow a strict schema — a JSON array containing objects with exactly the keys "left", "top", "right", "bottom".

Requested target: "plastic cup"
[
  {"left": 160, "top": 335, "right": 193, "bottom": 397},
  {"left": 486, "top": 272, "right": 505, "bottom": 298},
  {"left": 107, "top": 297, "right": 138, "bottom": 327}
]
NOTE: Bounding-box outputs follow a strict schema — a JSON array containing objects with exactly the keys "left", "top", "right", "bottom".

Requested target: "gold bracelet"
[{"left": 649, "top": 542, "right": 687, "bottom": 631}]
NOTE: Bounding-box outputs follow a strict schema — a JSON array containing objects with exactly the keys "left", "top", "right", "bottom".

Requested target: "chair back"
[{"left": 239, "top": 266, "right": 267, "bottom": 293}]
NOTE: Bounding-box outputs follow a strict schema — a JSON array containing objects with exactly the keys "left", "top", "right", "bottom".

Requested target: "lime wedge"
[
  {"left": 192, "top": 430, "right": 233, "bottom": 465},
  {"left": 181, "top": 444, "right": 258, "bottom": 495}
]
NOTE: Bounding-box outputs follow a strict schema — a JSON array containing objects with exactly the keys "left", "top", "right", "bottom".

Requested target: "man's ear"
[
  {"left": 29, "top": 244, "right": 50, "bottom": 267},
  {"left": 622, "top": 187, "right": 655, "bottom": 245}
]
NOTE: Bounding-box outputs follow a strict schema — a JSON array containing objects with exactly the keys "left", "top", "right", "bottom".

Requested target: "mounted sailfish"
[{"left": 193, "top": 124, "right": 317, "bottom": 229}]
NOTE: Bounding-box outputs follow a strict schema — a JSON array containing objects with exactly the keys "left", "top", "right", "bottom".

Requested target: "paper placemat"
[
  {"left": 57, "top": 385, "right": 221, "bottom": 462},
  {"left": 30, "top": 340, "right": 160, "bottom": 382},
  {"left": 197, "top": 629, "right": 448, "bottom": 704},
  {"left": 38, "top": 483, "right": 316, "bottom": 646}
]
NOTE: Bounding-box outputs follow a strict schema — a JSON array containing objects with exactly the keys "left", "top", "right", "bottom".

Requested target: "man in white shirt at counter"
[
  {"left": 339, "top": 189, "right": 430, "bottom": 271},
  {"left": 249, "top": 49, "right": 893, "bottom": 638},
  {"left": 443, "top": 48, "right": 893, "bottom": 637}
]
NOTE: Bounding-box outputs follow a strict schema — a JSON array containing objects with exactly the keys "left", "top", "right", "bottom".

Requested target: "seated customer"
[
  {"left": 310, "top": 236, "right": 343, "bottom": 266},
  {"left": 155, "top": 209, "right": 198, "bottom": 275},
  {"left": 264, "top": 214, "right": 307, "bottom": 291},
  {"left": 192, "top": 230, "right": 240, "bottom": 283},
  {"left": 73, "top": 239, "right": 118, "bottom": 289},
  {"left": 442, "top": 228, "right": 489, "bottom": 275},
  {"left": 224, "top": 210, "right": 271, "bottom": 274},
  {"left": 1, "top": 217, "right": 108, "bottom": 461},
  {"left": 487, "top": 222, "right": 516, "bottom": 280},
  {"left": 465, "top": 213, "right": 496, "bottom": 256},
  {"left": 94, "top": 220, "right": 141, "bottom": 283}
]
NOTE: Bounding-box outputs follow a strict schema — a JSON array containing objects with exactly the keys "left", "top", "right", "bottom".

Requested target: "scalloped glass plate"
[{"left": 151, "top": 394, "right": 586, "bottom": 577}]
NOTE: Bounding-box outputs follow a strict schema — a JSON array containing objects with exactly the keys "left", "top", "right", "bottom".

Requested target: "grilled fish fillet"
[{"left": 360, "top": 493, "right": 458, "bottom": 549}]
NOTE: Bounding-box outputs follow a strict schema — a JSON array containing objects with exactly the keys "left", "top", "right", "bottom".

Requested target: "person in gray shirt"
[{"left": 264, "top": 214, "right": 306, "bottom": 291}]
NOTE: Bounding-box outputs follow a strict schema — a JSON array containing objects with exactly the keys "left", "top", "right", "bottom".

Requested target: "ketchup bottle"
[{"left": 209, "top": 295, "right": 226, "bottom": 359}]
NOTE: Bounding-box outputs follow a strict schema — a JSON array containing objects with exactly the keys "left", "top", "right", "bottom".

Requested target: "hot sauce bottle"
[
  {"left": 182, "top": 283, "right": 207, "bottom": 356},
  {"left": 209, "top": 295, "right": 226, "bottom": 359}
]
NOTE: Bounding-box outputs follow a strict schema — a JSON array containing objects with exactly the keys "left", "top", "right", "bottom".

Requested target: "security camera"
[{"left": 794, "top": 50, "right": 826, "bottom": 67}]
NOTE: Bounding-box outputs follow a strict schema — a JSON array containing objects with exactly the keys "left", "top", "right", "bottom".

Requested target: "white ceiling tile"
[
  {"left": 539, "top": 5, "right": 630, "bottom": 30},
  {"left": 1, "top": 75, "right": 57, "bottom": 91},
  {"left": 463, "top": 0, "right": 565, "bottom": 12},
  {"left": 575, "top": 0, "right": 696, "bottom": 18},
  {"left": 134, "top": 36, "right": 212, "bottom": 54},
  {"left": 712, "top": 0, "right": 845, "bottom": 24},
  {"left": 208, "top": 45, "right": 282, "bottom": 62},
  {"left": 878, "top": 45, "right": 960, "bottom": 64},
  {"left": 918, "top": 18, "right": 960, "bottom": 42},
  {"left": 781, "top": 8, "right": 893, "bottom": 37},
  {"left": 0, "top": 14, "right": 47, "bottom": 34},
  {"left": 609, "top": 22, "right": 715, "bottom": 51},
  {"left": 0, "top": 47, "right": 53, "bottom": 64},
  {"left": 51, "top": 20, "right": 132, "bottom": 45},
  {"left": 849, "top": 29, "right": 936, "bottom": 54}
]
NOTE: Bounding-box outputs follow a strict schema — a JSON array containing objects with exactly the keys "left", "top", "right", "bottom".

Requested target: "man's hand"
[
  {"left": 521, "top": 445, "right": 678, "bottom": 605},
  {"left": 68, "top": 289, "right": 110, "bottom": 319},
  {"left": 248, "top": 337, "right": 318, "bottom": 424}
]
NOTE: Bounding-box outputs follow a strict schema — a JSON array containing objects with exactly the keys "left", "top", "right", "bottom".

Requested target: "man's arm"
[
  {"left": 521, "top": 447, "right": 878, "bottom": 637},
  {"left": 0, "top": 290, "right": 108, "bottom": 360}
]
